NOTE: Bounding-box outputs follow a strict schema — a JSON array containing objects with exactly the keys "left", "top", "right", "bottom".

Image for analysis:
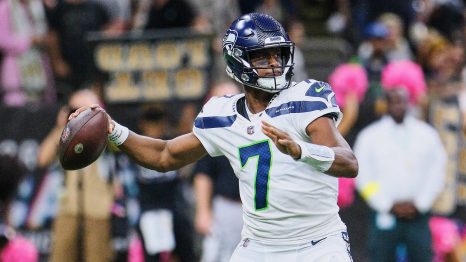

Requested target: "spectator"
[
  {"left": 354, "top": 85, "right": 447, "bottom": 262},
  {"left": 189, "top": 0, "right": 241, "bottom": 83},
  {"left": 417, "top": 31, "right": 464, "bottom": 87},
  {"left": 357, "top": 22, "right": 390, "bottom": 72},
  {"left": 286, "top": 20, "right": 308, "bottom": 82},
  {"left": 134, "top": 105, "right": 195, "bottom": 262},
  {"left": 346, "top": 22, "right": 391, "bottom": 146},
  {"left": 0, "top": 154, "right": 27, "bottom": 226},
  {"left": 47, "top": 0, "right": 111, "bottom": 101},
  {"left": 131, "top": 0, "right": 200, "bottom": 31},
  {"left": 426, "top": 2, "right": 464, "bottom": 44},
  {"left": 380, "top": 60, "right": 427, "bottom": 115},
  {"left": 356, "top": 0, "right": 417, "bottom": 39},
  {"left": 193, "top": 81, "right": 242, "bottom": 262},
  {"left": 193, "top": 155, "right": 242, "bottom": 262},
  {"left": 0, "top": 154, "right": 38, "bottom": 262},
  {"left": 328, "top": 63, "right": 368, "bottom": 137},
  {"left": 0, "top": 0, "right": 55, "bottom": 106},
  {"left": 92, "top": 0, "right": 132, "bottom": 35},
  {"left": 256, "top": 0, "right": 284, "bottom": 23},
  {"left": 378, "top": 13, "right": 413, "bottom": 61},
  {"left": 36, "top": 89, "right": 116, "bottom": 262},
  {"left": 190, "top": 0, "right": 239, "bottom": 35}
]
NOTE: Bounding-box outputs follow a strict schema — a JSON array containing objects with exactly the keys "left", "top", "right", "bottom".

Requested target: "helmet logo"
[
  {"left": 241, "top": 74, "right": 249, "bottom": 81},
  {"left": 223, "top": 29, "right": 238, "bottom": 52}
]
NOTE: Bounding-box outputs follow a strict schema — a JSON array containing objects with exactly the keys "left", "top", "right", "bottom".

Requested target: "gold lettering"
[
  {"left": 127, "top": 43, "right": 153, "bottom": 70},
  {"left": 174, "top": 69, "right": 205, "bottom": 99},
  {"left": 95, "top": 44, "right": 124, "bottom": 71}
]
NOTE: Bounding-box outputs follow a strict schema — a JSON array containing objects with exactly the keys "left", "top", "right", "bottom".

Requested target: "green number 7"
[{"left": 238, "top": 140, "right": 272, "bottom": 211}]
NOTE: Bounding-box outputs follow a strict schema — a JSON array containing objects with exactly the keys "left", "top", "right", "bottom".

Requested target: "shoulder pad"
[
  {"left": 198, "top": 95, "right": 239, "bottom": 117},
  {"left": 287, "top": 80, "right": 338, "bottom": 108},
  {"left": 303, "top": 80, "right": 334, "bottom": 99},
  {"left": 194, "top": 94, "right": 242, "bottom": 129}
]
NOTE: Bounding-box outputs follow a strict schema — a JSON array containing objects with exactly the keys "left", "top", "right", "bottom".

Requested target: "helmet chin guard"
[
  {"left": 223, "top": 13, "right": 295, "bottom": 93},
  {"left": 256, "top": 73, "right": 288, "bottom": 92}
]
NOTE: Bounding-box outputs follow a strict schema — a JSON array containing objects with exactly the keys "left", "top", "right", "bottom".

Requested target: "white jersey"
[{"left": 193, "top": 80, "right": 347, "bottom": 245}]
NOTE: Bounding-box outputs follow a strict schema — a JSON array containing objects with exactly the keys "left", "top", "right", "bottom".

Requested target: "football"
[{"left": 58, "top": 108, "right": 109, "bottom": 170}]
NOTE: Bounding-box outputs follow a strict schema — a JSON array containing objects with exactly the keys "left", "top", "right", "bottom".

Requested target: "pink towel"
[
  {"left": 329, "top": 63, "right": 368, "bottom": 108},
  {"left": 338, "top": 178, "right": 355, "bottom": 208},
  {"left": 381, "top": 60, "right": 426, "bottom": 104},
  {"left": 1, "top": 237, "right": 38, "bottom": 262},
  {"left": 429, "top": 216, "right": 459, "bottom": 262}
]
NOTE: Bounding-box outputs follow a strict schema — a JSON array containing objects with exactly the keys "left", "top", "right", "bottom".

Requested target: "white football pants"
[{"left": 229, "top": 232, "right": 353, "bottom": 262}]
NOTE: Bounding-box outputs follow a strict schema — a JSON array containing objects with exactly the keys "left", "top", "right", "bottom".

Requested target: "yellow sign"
[{"left": 92, "top": 33, "right": 212, "bottom": 103}]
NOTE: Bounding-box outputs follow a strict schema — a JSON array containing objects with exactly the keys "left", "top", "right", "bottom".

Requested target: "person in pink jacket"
[{"left": 0, "top": 0, "right": 55, "bottom": 106}]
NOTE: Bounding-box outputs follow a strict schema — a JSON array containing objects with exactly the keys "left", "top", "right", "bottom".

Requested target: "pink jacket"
[
  {"left": 0, "top": 0, "right": 55, "bottom": 106},
  {"left": 0, "top": 0, "right": 32, "bottom": 105}
]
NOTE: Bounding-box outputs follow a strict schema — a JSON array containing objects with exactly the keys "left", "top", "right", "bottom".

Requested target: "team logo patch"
[
  {"left": 247, "top": 126, "right": 254, "bottom": 135},
  {"left": 223, "top": 29, "right": 238, "bottom": 53},
  {"left": 311, "top": 237, "right": 327, "bottom": 246},
  {"left": 74, "top": 143, "right": 84, "bottom": 154},
  {"left": 315, "top": 82, "right": 325, "bottom": 93}
]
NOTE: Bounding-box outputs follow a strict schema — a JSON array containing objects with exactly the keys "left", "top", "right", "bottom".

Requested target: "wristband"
[
  {"left": 108, "top": 121, "right": 129, "bottom": 147},
  {"left": 296, "top": 140, "right": 335, "bottom": 172}
]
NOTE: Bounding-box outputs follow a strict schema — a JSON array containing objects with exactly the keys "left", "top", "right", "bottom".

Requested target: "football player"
[{"left": 71, "top": 13, "right": 358, "bottom": 262}]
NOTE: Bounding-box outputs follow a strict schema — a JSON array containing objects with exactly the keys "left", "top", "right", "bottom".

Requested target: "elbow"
[
  {"left": 153, "top": 157, "right": 176, "bottom": 173},
  {"left": 147, "top": 159, "right": 170, "bottom": 172},
  {"left": 340, "top": 155, "right": 358, "bottom": 178},
  {"left": 348, "top": 159, "right": 359, "bottom": 178}
]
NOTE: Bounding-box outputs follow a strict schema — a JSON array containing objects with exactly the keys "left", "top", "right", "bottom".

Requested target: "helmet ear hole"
[
  {"left": 233, "top": 49, "right": 243, "bottom": 57},
  {"left": 222, "top": 13, "right": 295, "bottom": 93}
]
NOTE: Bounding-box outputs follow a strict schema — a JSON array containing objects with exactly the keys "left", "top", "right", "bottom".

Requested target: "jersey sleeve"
[
  {"left": 292, "top": 80, "right": 343, "bottom": 137},
  {"left": 192, "top": 97, "right": 227, "bottom": 157}
]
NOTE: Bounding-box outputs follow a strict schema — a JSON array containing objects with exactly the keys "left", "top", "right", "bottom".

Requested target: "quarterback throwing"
[{"left": 71, "top": 13, "right": 358, "bottom": 262}]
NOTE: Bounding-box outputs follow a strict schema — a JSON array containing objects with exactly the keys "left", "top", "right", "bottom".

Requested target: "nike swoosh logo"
[
  {"left": 311, "top": 237, "right": 327, "bottom": 246},
  {"left": 315, "top": 85, "right": 324, "bottom": 93}
]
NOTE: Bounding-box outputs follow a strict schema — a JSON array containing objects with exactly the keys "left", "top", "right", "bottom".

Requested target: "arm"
[
  {"left": 36, "top": 106, "right": 69, "bottom": 168},
  {"left": 262, "top": 116, "right": 358, "bottom": 178},
  {"left": 70, "top": 105, "right": 208, "bottom": 172},
  {"left": 337, "top": 92, "right": 359, "bottom": 137},
  {"left": 305, "top": 117, "right": 358, "bottom": 178},
  {"left": 193, "top": 173, "right": 213, "bottom": 235},
  {"left": 47, "top": 30, "right": 70, "bottom": 78},
  {"left": 120, "top": 131, "right": 207, "bottom": 172}
]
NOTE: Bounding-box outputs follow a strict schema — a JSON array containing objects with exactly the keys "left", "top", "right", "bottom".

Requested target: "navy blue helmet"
[{"left": 222, "top": 13, "right": 295, "bottom": 93}]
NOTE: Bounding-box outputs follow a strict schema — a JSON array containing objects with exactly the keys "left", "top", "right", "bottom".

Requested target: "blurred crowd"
[{"left": 0, "top": 0, "right": 465, "bottom": 261}]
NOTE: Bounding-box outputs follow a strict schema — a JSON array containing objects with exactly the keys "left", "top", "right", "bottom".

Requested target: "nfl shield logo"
[{"left": 247, "top": 126, "right": 254, "bottom": 135}]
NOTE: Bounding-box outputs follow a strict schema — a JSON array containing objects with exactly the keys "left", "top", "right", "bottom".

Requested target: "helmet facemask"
[
  {"left": 225, "top": 43, "right": 295, "bottom": 93},
  {"left": 247, "top": 44, "right": 295, "bottom": 92}
]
